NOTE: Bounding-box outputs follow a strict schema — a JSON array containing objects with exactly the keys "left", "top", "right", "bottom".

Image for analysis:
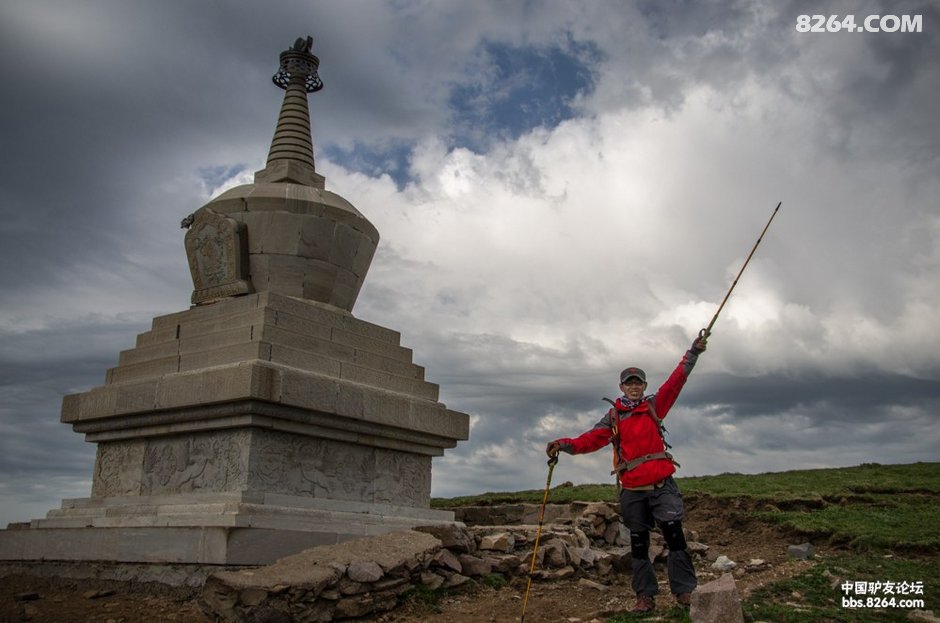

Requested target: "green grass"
[
  {"left": 678, "top": 462, "right": 940, "bottom": 500},
  {"left": 741, "top": 554, "right": 937, "bottom": 622},
  {"left": 763, "top": 495, "right": 940, "bottom": 552},
  {"left": 433, "top": 462, "right": 940, "bottom": 553},
  {"left": 431, "top": 482, "right": 618, "bottom": 508},
  {"left": 433, "top": 463, "right": 940, "bottom": 509},
  {"left": 430, "top": 462, "right": 940, "bottom": 623}
]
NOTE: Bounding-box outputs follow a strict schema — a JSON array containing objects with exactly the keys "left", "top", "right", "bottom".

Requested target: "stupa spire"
[{"left": 254, "top": 36, "right": 325, "bottom": 188}]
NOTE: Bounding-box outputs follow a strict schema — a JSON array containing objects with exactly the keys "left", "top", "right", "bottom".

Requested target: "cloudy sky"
[{"left": 1, "top": 0, "right": 938, "bottom": 527}]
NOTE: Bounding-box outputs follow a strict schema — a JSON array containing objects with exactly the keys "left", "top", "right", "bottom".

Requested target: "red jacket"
[{"left": 555, "top": 349, "right": 699, "bottom": 488}]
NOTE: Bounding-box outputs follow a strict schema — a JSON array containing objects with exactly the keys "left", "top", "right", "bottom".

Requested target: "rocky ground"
[{"left": 0, "top": 497, "right": 820, "bottom": 622}]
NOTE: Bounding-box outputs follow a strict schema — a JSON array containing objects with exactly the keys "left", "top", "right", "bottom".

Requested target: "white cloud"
[{"left": 1, "top": 0, "right": 937, "bottom": 522}]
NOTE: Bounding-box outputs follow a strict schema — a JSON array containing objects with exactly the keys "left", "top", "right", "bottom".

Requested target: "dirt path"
[{"left": 1, "top": 497, "right": 818, "bottom": 623}]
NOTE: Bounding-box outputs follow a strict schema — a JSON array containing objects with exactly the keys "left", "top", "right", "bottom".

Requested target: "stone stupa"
[{"left": 0, "top": 36, "right": 469, "bottom": 566}]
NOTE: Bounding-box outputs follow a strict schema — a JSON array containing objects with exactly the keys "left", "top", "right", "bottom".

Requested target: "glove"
[
  {"left": 546, "top": 441, "right": 561, "bottom": 457},
  {"left": 690, "top": 335, "right": 708, "bottom": 354}
]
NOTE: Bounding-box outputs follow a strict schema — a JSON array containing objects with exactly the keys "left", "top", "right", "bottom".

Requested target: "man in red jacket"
[{"left": 546, "top": 335, "right": 707, "bottom": 613}]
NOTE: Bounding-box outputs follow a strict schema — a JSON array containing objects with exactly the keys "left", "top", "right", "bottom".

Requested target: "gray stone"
[
  {"left": 442, "top": 572, "right": 471, "bottom": 589},
  {"left": 711, "top": 555, "right": 737, "bottom": 572},
  {"left": 414, "top": 524, "right": 475, "bottom": 553},
  {"left": 578, "top": 578, "right": 608, "bottom": 591},
  {"left": 479, "top": 532, "right": 515, "bottom": 553},
  {"left": 908, "top": 610, "right": 940, "bottom": 623},
  {"left": 540, "top": 539, "right": 570, "bottom": 568},
  {"left": 347, "top": 560, "right": 384, "bottom": 583},
  {"left": 420, "top": 571, "right": 445, "bottom": 590},
  {"left": 688, "top": 541, "right": 709, "bottom": 556},
  {"left": 690, "top": 573, "right": 745, "bottom": 623},
  {"left": 787, "top": 542, "right": 815, "bottom": 560},
  {"left": 200, "top": 530, "right": 439, "bottom": 620},
  {"left": 456, "top": 554, "right": 492, "bottom": 577},
  {"left": 334, "top": 594, "right": 376, "bottom": 619},
  {"left": 602, "top": 521, "right": 620, "bottom": 545},
  {"left": 489, "top": 553, "right": 523, "bottom": 575},
  {"left": 431, "top": 548, "right": 462, "bottom": 573},
  {"left": 551, "top": 566, "right": 576, "bottom": 580}
]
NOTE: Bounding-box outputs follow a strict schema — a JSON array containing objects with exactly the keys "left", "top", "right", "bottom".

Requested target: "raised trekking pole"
[
  {"left": 520, "top": 453, "right": 559, "bottom": 623},
  {"left": 700, "top": 201, "right": 782, "bottom": 339}
]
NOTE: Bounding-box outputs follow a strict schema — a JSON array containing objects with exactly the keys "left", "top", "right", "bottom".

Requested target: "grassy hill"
[
  {"left": 434, "top": 461, "right": 940, "bottom": 552},
  {"left": 433, "top": 462, "right": 940, "bottom": 621}
]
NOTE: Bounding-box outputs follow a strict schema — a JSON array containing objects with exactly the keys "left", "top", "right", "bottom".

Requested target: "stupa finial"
[{"left": 254, "top": 35, "right": 325, "bottom": 187}]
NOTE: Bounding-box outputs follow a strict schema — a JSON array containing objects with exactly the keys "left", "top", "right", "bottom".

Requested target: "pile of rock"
[{"left": 199, "top": 502, "right": 713, "bottom": 622}]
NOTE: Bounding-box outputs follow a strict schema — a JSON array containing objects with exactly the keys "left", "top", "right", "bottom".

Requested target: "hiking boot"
[
  {"left": 675, "top": 592, "right": 692, "bottom": 608},
  {"left": 631, "top": 595, "right": 655, "bottom": 613}
]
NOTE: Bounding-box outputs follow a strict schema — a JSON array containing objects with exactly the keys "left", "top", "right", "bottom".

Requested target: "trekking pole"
[
  {"left": 700, "top": 201, "right": 782, "bottom": 339},
  {"left": 520, "top": 453, "right": 559, "bottom": 623}
]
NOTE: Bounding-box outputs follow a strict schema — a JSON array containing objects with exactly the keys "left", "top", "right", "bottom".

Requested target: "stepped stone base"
[
  {"left": 1, "top": 494, "right": 453, "bottom": 565},
  {"left": 0, "top": 291, "right": 469, "bottom": 565}
]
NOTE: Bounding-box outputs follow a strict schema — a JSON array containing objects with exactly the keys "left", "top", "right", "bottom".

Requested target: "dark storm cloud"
[{"left": 1, "top": 0, "right": 938, "bottom": 523}]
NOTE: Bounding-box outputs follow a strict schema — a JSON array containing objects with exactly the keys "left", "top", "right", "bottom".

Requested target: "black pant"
[{"left": 619, "top": 477, "right": 697, "bottom": 597}]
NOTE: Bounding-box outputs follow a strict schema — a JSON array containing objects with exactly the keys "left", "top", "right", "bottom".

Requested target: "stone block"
[
  {"left": 260, "top": 324, "right": 354, "bottom": 362},
  {"left": 177, "top": 325, "right": 255, "bottom": 356},
  {"left": 413, "top": 524, "right": 475, "bottom": 553},
  {"left": 301, "top": 258, "right": 338, "bottom": 302},
  {"left": 267, "top": 308, "right": 334, "bottom": 342},
  {"left": 154, "top": 363, "right": 279, "bottom": 410},
  {"left": 266, "top": 292, "right": 400, "bottom": 344},
  {"left": 277, "top": 368, "right": 339, "bottom": 414},
  {"left": 690, "top": 573, "right": 745, "bottom": 623},
  {"left": 339, "top": 363, "right": 439, "bottom": 401},
  {"left": 261, "top": 213, "right": 310, "bottom": 256},
  {"left": 349, "top": 348, "right": 423, "bottom": 380},
  {"left": 106, "top": 356, "right": 180, "bottom": 384},
  {"left": 298, "top": 215, "right": 336, "bottom": 261},
  {"left": 248, "top": 253, "right": 273, "bottom": 290},
  {"left": 267, "top": 343, "right": 341, "bottom": 376},
  {"left": 179, "top": 341, "right": 272, "bottom": 372},
  {"left": 176, "top": 307, "right": 270, "bottom": 340},
  {"left": 457, "top": 554, "right": 491, "bottom": 577},
  {"left": 118, "top": 340, "right": 180, "bottom": 366},
  {"left": 113, "top": 380, "right": 159, "bottom": 414},
  {"left": 331, "top": 327, "right": 413, "bottom": 364},
  {"left": 479, "top": 532, "right": 515, "bottom": 553},
  {"left": 237, "top": 211, "right": 278, "bottom": 255},
  {"left": 328, "top": 267, "right": 360, "bottom": 310},
  {"left": 71, "top": 387, "right": 118, "bottom": 422},
  {"left": 151, "top": 294, "right": 262, "bottom": 333},
  {"left": 330, "top": 224, "right": 370, "bottom": 274},
  {"left": 135, "top": 326, "right": 179, "bottom": 348},
  {"left": 265, "top": 255, "right": 307, "bottom": 299}
]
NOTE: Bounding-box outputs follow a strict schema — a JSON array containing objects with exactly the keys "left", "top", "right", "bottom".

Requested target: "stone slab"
[{"left": 0, "top": 509, "right": 457, "bottom": 565}]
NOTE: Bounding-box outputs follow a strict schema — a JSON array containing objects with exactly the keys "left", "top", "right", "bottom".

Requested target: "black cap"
[{"left": 620, "top": 367, "right": 647, "bottom": 384}]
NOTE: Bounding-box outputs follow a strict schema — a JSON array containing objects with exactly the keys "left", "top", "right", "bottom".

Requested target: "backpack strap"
[
  {"left": 602, "top": 398, "right": 625, "bottom": 488},
  {"left": 603, "top": 396, "right": 680, "bottom": 478},
  {"left": 645, "top": 399, "right": 672, "bottom": 450}
]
